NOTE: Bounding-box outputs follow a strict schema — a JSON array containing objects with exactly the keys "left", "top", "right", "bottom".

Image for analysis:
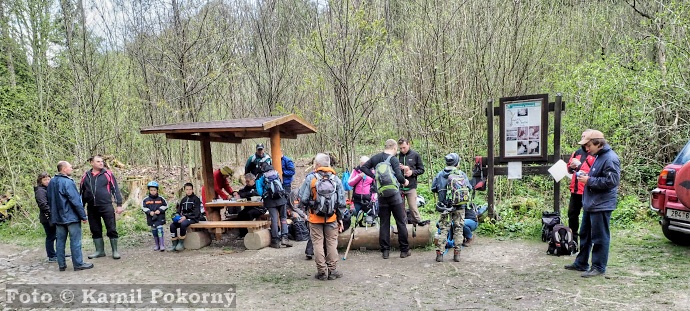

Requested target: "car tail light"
[{"left": 659, "top": 169, "right": 677, "bottom": 186}]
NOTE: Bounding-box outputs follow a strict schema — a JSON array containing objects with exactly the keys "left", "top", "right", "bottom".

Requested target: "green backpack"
[
  {"left": 375, "top": 155, "right": 400, "bottom": 197},
  {"left": 446, "top": 169, "right": 470, "bottom": 206}
]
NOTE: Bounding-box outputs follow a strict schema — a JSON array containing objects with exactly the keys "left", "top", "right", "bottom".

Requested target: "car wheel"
[{"left": 662, "top": 219, "right": 690, "bottom": 246}]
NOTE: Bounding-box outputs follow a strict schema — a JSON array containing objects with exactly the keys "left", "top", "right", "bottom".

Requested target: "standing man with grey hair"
[
  {"left": 565, "top": 130, "right": 620, "bottom": 278},
  {"left": 48, "top": 161, "right": 93, "bottom": 271},
  {"left": 297, "top": 153, "right": 346, "bottom": 280},
  {"left": 80, "top": 155, "right": 124, "bottom": 260},
  {"left": 361, "top": 139, "right": 411, "bottom": 259},
  {"left": 397, "top": 138, "right": 426, "bottom": 226}
]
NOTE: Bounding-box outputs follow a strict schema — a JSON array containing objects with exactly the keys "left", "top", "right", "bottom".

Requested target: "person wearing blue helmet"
[{"left": 142, "top": 181, "right": 169, "bottom": 251}]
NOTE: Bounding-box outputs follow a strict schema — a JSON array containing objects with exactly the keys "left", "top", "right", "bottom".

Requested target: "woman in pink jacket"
[{"left": 348, "top": 156, "right": 376, "bottom": 216}]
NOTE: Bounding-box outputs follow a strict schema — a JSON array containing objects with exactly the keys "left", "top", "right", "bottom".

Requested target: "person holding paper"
[{"left": 566, "top": 130, "right": 596, "bottom": 243}]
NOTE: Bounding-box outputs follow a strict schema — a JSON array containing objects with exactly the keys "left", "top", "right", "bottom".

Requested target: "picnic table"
[{"left": 187, "top": 200, "right": 272, "bottom": 250}]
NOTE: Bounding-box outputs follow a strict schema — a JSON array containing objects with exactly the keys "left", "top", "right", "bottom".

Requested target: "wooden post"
[
  {"left": 270, "top": 126, "right": 283, "bottom": 177},
  {"left": 487, "top": 100, "right": 497, "bottom": 220},
  {"left": 200, "top": 140, "right": 218, "bottom": 220},
  {"left": 553, "top": 93, "right": 563, "bottom": 214}
]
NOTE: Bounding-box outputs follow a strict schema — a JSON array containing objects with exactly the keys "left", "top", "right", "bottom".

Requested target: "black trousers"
[
  {"left": 568, "top": 193, "right": 584, "bottom": 241},
  {"left": 170, "top": 219, "right": 196, "bottom": 238},
  {"left": 237, "top": 207, "right": 265, "bottom": 237},
  {"left": 379, "top": 198, "right": 409, "bottom": 252},
  {"left": 87, "top": 205, "right": 118, "bottom": 239}
]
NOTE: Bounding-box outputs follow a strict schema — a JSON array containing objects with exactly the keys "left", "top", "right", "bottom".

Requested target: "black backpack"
[
  {"left": 547, "top": 224, "right": 578, "bottom": 256},
  {"left": 541, "top": 211, "right": 561, "bottom": 242}
]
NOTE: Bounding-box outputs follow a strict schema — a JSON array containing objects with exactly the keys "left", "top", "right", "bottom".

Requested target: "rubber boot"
[
  {"left": 453, "top": 249, "right": 460, "bottom": 262},
  {"left": 171, "top": 239, "right": 179, "bottom": 251},
  {"left": 158, "top": 236, "right": 165, "bottom": 252},
  {"left": 110, "top": 238, "right": 121, "bottom": 259},
  {"left": 175, "top": 236, "right": 185, "bottom": 251},
  {"left": 435, "top": 250, "right": 443, "bottom": 262},
  {"left": 152, "top": 230, "right": 160, "bottom": 251},
  {"left": 88, "top": 238, "right": 106, "bottom": 259}
]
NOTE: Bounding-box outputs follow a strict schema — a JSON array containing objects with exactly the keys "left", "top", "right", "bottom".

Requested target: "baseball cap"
[
  {"left": 578, "top": 130, "right": 605, "bottom": 145},
  {"left": 256, "top": 144, "right": 265, "bottom": 150}
]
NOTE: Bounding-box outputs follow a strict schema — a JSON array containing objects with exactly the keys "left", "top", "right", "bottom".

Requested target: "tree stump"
[
  {"left": 184, "top": 231, "right": 212, "bottom": 250},
  {"left": 244, "top": 228, "right": 271, "bottom": 250}
]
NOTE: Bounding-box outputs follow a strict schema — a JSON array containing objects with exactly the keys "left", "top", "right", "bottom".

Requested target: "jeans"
[
  {"left": 463, "top": 219, "right": 478, "bottom": 239},
  {"left": 87, "top": 205, "right": 118, "bottom": 239},
  {"left": 56, "top": 222, "right": 84, "bottom": 268},
  {"left": 268, "top": 205, "right": 289, "bottom": 240},
  {"left": 41, "top": 222, "right": 56, "bottom": 258},
  {"left": 573, "top": 210, "right": 612, "bottom": 272},
  {"left": 568, "top": 193, "right": 583, "bottom": 241},
  {"left": 378, "top": 198, "right": 409, "bottom": 252}
]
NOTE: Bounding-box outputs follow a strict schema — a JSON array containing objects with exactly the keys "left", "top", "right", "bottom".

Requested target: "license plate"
[{"left": 667, "top": 209, "right": 690, "bottom": 221}]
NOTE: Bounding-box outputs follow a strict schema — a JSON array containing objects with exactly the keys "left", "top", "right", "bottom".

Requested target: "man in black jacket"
[
  {"left": 361, "top": 139, "right": 410, "bottom": 259},
  {"left": 397, "top": 138, "right": 426, "bottom": 225},
  {"left": 79, "top": 155, "right": 124, "bottom": 260}
]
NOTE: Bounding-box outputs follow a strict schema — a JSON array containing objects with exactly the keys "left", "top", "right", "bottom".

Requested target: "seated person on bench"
[{"left": 235, "top": 173, "right": 266, "bottom": 238}]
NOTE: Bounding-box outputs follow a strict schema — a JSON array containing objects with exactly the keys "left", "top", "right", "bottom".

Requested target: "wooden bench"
[{"left": 187, "top": 220, "right": 271, "bottom": 250}]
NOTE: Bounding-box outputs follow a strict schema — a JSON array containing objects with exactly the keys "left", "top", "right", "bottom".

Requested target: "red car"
[{"left": 651, "top": 140, "right": 690, "bottom": 245}]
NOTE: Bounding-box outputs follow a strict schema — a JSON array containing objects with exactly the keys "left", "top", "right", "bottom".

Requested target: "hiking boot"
[
  {"left": 270, "top": 240, "right": 281, "bottom": 249},
  {"left": 453, "top": 249, "right": 460, "bottom": 262},
  {"left": 382, "top": 250, "right": 389, "bottom": 259},
  {"left": 59, "top": 266, "right": 66, "bottom": 272},
  {"left": 564, "top": 263, "right": 588, "bottom": 271},
  {"left": 315, "top": 272, "right": 328, "bottom": 281},
  {"left": 110, "top": 238, "right": 121, "bottom": 259},
  {"left": 328, "top": 270, "right": 343, "bottom": 280},
  {"left": 400, "top": 250, "right": 411, "bottom": 258},
  {"left": 435, "top": 250, "right": 443, "bottom": 262},
  {"left": 281, "top": 236, "right": 293, "bottom": 247},
  {"left": 74, "top": 262, "right": 94, "bottom": 271},
  {"left": 581, "top": 269, "right": 605, "bottom": 278},
  {"left": 88, "top": 238, "right": 106, "bottom": 259},
  {"left": 48, "top": 257, "right": 57, "bottom": 263},
  {"left": 174, "top": 236, "right": 185, "bottom": 251}
]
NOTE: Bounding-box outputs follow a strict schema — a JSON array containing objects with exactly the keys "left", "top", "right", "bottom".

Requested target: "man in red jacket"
[
  {"left": 567, "top": 130, "right": 596, "bottom": 243},
  {"left": 201, "top": 166, "right": 235, "bottom": 203}
]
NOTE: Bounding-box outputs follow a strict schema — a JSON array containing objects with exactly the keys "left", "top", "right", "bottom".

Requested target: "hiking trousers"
[
  {"left": 401, "top": 189, "right": 421, "bottom": 224},
  {"left": 437, "top": 209, "right": 465, "bottom": 251},
  {"left": 87, "top": 205, "right": 118, "bottom": 239},
  {"left": 310, "top": 221, "right": 339, "bottom": 275},
  {"left": 378, "top": 198, "right": 409, "bottom": 252},
  {"left": 567, "top": 193, "right": 583, "bottom": 241}
]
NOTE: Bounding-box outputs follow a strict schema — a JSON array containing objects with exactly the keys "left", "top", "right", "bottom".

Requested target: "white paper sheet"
[
  {"left": 548, "top": 159, "right": 569, "bottom": 182},
  {"left": 508, "top": 162, "right": 522, "bottom": 179}
]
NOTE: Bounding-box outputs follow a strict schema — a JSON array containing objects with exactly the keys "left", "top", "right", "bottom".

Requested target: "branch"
[{"left": 625, "top": 0, "right": 653, "bottom": 19}]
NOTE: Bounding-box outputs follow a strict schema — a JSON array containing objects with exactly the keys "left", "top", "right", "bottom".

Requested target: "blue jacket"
[
  {"left": 582, "top": 144, "right": 620, "bottom": 212},
  {"left": 47, "top": 174, "right": 87, "bottom": 225},
  {"left": 281, "top": 156, "right": 295, "bottom": 187}
]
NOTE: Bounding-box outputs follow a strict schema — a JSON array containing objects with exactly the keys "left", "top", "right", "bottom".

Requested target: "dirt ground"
[{"left": 1, "top": 230, "right": 688, "bottom": 311}]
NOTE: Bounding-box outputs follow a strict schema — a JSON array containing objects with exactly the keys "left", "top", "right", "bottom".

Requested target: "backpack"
[
  {"left": 288, "top": 217, "right": 310, "bottom": 241},
  {"left": 446, "top": 170, "right": 470, "bottom": 206},
  {"left": 541, "top": 211, "right": 561, "bottom": 242},
  {"left": 547, "top": 224, "right": 578, "bottom": 256},
  {"left": 310, "top": 172, "right": 338, "bottom": 217},
  {"left": 262, "top": 169, "right": 285, "bottom": 200},
  {"left": 375, "top": 155, "right": 399, "bottom": 197}
]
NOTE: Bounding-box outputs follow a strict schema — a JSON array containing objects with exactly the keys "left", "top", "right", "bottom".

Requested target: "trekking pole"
[{"left": 343, "top": 211, "right": 361, "bottom": 260}]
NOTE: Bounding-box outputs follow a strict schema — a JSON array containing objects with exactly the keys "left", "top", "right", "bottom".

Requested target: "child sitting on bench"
[{"left": 170, "top": 183, "right": 202, "bottom": 252}]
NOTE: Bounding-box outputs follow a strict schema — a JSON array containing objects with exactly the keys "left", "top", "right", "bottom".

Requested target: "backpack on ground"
[
  {"left": 446, "top": 170, "right": 471, "bottom": 206},
  {"left": 541, "top": 211, "right": 561, "bottom": 242},
  {"left": 547, "top": 224, "right": 578, "bottom": 256},
  {"left": 262, "top": 168, "right": 285, "bottom": 200},
  {"left": 288, "top": 217, "right": 310, "bottom": 241},
  {"left": 310, "top": 172, "right": 338, "bottom": 217},
  {"left": 375, "top": 155, "right": 400, "bottom": 197}
]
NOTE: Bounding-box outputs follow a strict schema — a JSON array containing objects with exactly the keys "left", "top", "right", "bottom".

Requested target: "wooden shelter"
[{"left": 140, "top": 114, "right": 317, "bottom": 204}]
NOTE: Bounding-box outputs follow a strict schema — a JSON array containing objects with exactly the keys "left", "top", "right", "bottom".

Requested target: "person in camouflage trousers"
[{"left": 431, "top": 153, "right": 471, "bottom": 263}]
